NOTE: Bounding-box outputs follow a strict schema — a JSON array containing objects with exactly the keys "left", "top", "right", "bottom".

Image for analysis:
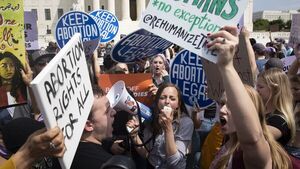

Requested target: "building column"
[
  {"left": 107, "top": 0, "right": 115, "bottom": 15},
  {"left": 93, "top": 0, "right": 100, "bottom": 10},
  {"left": 72, "top": 0, "right": 85, "bottom": 11},
  {"left": 121, "top": 0, "right": 131, "bottom": 21},
  {"left": 137, "top": 0, "right": 146, "bottom": 20}
]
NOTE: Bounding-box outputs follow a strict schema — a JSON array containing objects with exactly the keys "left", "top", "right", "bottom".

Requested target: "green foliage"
[
  {"left": 286, "top": 20, "right": 292, "bottom": 30},
  {"left": 253, "top": 19, "right": 269, "bottom": 31},
  {"left": 253, "top": 18, "right": 292, "bottom": 31},
  {"left": 269, "top": 18, "right": 285, "bottom": 30}
]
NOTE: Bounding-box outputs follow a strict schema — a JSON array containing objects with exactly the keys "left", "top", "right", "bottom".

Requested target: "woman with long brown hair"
[{"left": 127, "top": 83, "right": 193, "bottom": 169}]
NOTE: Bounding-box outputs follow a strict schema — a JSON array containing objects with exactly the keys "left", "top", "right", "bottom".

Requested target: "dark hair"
[
  {"left": 0, "top": 52, "right": 26, "bottom": 102},
  {"left": 249, "top": 38, "right": 256, "bottom": 46},
  {"left": 151, "top": 83, "right": 189, "bottom": 136},
  {"left": 88, "top": 85, "right": 106, "bottom": 120}
]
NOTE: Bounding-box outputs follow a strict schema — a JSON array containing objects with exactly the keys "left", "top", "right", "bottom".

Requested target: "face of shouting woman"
[
  {"left": 218, "top": 94, "right": 236, "bottom": 135},
  {"left": 151, "top": 56, "right": 166, "bottom": 76},
  {"left": 158, "top": 87, "right": 179, "bottom": 114}
]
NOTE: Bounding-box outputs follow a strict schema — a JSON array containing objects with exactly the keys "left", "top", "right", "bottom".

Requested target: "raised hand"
[
  {"left": 207, "top": 26, "right": 239, "bottom": 67},
  {"left": 20, "top": 61, "right": 33, "bottom": 86}
]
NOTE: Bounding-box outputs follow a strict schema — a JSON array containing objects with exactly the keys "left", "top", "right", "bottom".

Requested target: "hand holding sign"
[
  {"left": 30, "top": 34, "right": 93, "bottom": 169},
  {"left": 207, "top": 26, "right": 239, "bottom": 67}
]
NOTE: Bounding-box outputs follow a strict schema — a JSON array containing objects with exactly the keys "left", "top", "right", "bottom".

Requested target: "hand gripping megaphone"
[{"left": 106, "top": 80, "right": 152, "bottom": 122}]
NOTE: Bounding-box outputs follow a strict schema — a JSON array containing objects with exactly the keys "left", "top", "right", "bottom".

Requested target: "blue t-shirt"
[{"left": 256, "top": 59, "right": 267, "bottom": 72}]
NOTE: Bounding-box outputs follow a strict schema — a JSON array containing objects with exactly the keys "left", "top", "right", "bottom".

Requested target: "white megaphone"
[
  {"left": 107, "top": 80, "right": 152, "bottom": 133},
  {"left": 107, "top": 81, "right": 138, "bottom": 115},
  {"left": 106, "top": 80, "right": 152, "bottom": 122}
]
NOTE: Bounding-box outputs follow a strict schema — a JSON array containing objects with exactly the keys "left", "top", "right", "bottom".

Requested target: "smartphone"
[{"left": 163, "top": 106, "right": 172, "bottom": 116}]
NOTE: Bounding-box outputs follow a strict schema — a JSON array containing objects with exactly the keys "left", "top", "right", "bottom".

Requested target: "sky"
[{"left": 253, "top": 0, "right": 300, "bottom": 12}]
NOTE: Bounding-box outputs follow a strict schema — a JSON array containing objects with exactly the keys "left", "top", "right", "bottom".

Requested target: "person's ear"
[{"left": 84, "top": 120, "right": 94, "bottom": 132}]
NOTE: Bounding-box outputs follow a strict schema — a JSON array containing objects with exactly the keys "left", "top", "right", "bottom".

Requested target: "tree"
[
  {"left": 253, "top": 19, "right": 269, "bottom": 31},
  {"left": 269, "top": 19, "right": 285, "bottom": 31},
  {"left": 285, "top": 20, "right": 292, "bottom": 30}
]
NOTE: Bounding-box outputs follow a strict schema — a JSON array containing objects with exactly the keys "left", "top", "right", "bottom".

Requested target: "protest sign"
[
  {"left": 98, "top": 73, "right": 153, "bottom": 106},
  {"left": 289, "top": 14, "right": 300, "bottom": 47},
  {"left": 0, "top": 0, "right": 27, "bottom": 108},
  {"left": 24, "top": 11, "right": 39, "bottom": 50},
  {"left": 111, "top": 29, "right": 172, "bottom": 63},
  {"left": 55, "top": 11, "right": 100, "bottom": 56},
  {"left": 237, "top": 15, "right": 244, "bottom": 33},
  {"left": 140, "top": 0, "right": 248, "bottom": 63},
  {"left": 281, "top": 55, "right": 296, "bottom": 73},
  {"left": 202, "top": 34, "right": 254, "bottom": 101},
  {"left": 30, "top": 33, "right": 94, "bottom": 169},
  {"left": 170, "top": 50, "right": 214, "bottom": 108},
  {"left": 90, "top": 10, "right": 119, "bottom": 43}
]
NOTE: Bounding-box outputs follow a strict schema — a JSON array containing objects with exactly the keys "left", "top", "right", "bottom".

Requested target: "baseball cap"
[
  {"left": 265, "top": 47, "right": 276, "bottom": 53},
  {"left": 265, "top": 58, "right": 284, "bottom": 70},
  {"left": 253, "top": 43, "right": 266, "bottom": 54},
  {"left": 275, "top": 38, "right": 285, "bottom": 44},
  {"left": 31, "top": 49, "right": 56, "bottom": 64}
]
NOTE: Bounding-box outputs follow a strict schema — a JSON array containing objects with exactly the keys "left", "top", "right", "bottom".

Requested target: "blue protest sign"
[
  {"left": 90, "top": 10, "right": 119, "bottom": 43},
  {"left": 111, "top": 29, "right": 172, "bottom": 63},
  {"left": 55, "top": 11, "right": 100, "bottom": 56},
  {"left": 170, "top": 50, "right": 214, "bottom": 108}
]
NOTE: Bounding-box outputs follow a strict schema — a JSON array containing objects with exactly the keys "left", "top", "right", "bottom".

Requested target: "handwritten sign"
[
  {"left": 55, "top": 11, "right": 100, "bottom": 56},
  {"left": 289, "top": 14, "right": 300, "bottom": 47},
  {"left": 90, "top": 10, "right": 119, "bottom": 43},
  {"left": 202, "top": 34, "right": 254, "bottom": 101},
  {"left": 140, "top": 0, "right": 248, "bottom": 63},
  {"left": 111, "top": 29, "right": 172, "bottom": 63},
  {"left": 0, "top": 0, "right": 27, "bottom": 108},
  {"left": 30, "top": 33, "right": 94, "bottom": 169},
  {"left": 98, "top": 73, "right": 153, "bottom": 106},
  {"left": 24, "top": 11, "right": 38, "bottom": 50},
  {"left": 170, "top": 50, "right": 214, "bottom": 108}
]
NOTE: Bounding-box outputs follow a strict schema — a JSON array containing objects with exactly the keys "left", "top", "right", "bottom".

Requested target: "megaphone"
[{"left": 107, "top": 80, "right": 152, "bottom": 122}]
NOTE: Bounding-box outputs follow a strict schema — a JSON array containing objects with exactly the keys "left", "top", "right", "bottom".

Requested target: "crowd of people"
[{"left": 0, "top": 25, "right": 300, "bottom": 169}]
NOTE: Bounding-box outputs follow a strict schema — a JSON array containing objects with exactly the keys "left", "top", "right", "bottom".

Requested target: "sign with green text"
[{"left": 140, "top": 0, "right": 248, "bottom": 63}]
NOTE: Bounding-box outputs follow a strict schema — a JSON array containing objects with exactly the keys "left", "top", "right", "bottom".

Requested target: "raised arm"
[{"left": 207, "top": 26, "right": 271, "bottom": 168}]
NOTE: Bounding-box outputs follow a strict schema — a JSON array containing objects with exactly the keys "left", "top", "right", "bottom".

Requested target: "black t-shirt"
[
  {"left": 52, "top": 141, "right": 112, "bottom": 169},
  {"left": 71, "top": 142, "right": 112, "bottom": 169},
  {"left": 266, "top": 111, "right": 291, "bottom": 146}
]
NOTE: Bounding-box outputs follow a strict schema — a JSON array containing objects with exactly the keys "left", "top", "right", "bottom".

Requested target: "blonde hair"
[
  {"left": 215, "top": 85, "right": 291, "bottom": 169},
  {"left": 149, "top": 54, "right": 169, "bottom": 74},
  {"left": 258, "top": 68, "right": 296, "bottom": 143}
]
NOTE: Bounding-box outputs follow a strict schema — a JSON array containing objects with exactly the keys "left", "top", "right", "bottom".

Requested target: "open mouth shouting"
[{"left": 220, "top": 116, "right": 227, "bottom": 126}]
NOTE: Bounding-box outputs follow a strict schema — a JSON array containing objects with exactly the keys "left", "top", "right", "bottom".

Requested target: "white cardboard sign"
[
  {"left": 140, "top": 0, "right": 248, "bottom": 63},
  {"left": 30, "top": 33, "right": 94, "bottom": 169}
]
